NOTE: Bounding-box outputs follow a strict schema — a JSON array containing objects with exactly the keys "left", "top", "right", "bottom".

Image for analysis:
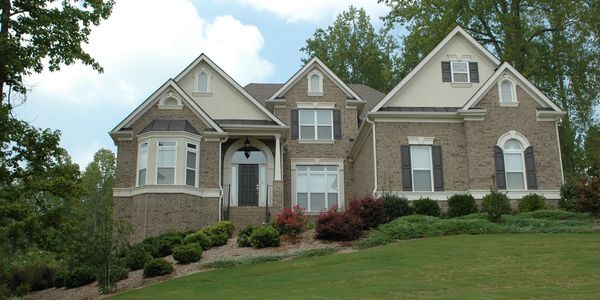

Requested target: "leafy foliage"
[
  {"left": 315, "top": 208, "right": 363, "bottom": 241},
  {"left": 249, "top": 226, "right": 280, "bottom": 248},
  {"left": 64, "top": 266, "right": 96, "bottom": 288},
  {"left": 382, "top": 194, "right": 414, "bottom": 221},
  {"left": 274, "top": 205, "right": 308, "bottom": 238},
  {"left": 237, "top": 225, "right": 256, "bottom": 248},
  {"left": 413, "top": 198, "right": 441, "bottom": 217},
  {"left": 216, "top": 221, "right": 236, "bottom": 238},
  {"left": 347, "top": 196, "right": 387, "bottom": 229},
  {"left": 123, "top": 244, "right": 153, "bottom": 271},
  {"left": 301, "top": 6, "right": 399, "bottom": 92},
  {"left": 143, "top": 259, "right": 173, "bottom": 278},
  {"left": 183, "top": 231, "right": 212, "bottom": 250},
  {"left": 482, "top": 190, "right": 511, "bottom": 222},
  {"left": 447, "top": 193, "right": 478, "bottom": 217},
  {"left": 574, "top": 176, "right": 600, "bottom": 215},
  {"left": 173, "top": 244, "right": 203, "bottom": 264},
  {"left": 518, "top": 194, "right": 547, "bottom": 212}
]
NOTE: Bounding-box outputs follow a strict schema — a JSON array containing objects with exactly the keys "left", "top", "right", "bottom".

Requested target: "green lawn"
[{"left": 113, "top": 233, "right": 600, "bottom": 299}]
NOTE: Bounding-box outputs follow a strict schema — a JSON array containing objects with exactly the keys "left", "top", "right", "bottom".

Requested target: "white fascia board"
[{"left": 370, "top": 26, "right": 501, "bottom": 113}]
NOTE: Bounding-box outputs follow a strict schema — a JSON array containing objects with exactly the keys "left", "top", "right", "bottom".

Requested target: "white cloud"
[
  {"left": 26, "top": 0, "right": 274, "bottom": 108},
  {"left": 70, "top": 141, "right": 104, "bottom": 169},
  {"left": 236, "top": 0, "right": 388, "bottom": 23}
]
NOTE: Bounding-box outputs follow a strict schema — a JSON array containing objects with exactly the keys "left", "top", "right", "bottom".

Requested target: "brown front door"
[{"left": 238, "top": 164, "right": 259, "bottom": 206}]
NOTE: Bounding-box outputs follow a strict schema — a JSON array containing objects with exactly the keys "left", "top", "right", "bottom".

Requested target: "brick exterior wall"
[
  {"left": 351, "top": 129, "right": 375, "bottom": 197},
  {"left": 273, "top": 67, "right": 360, "bottom": 208},
  {"left": 464, "top": 85, "right": 562, "bottom": 190}
]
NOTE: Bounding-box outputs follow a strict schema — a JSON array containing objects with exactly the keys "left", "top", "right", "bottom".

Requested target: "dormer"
[
  {"left": 193, "top": 68, "right": 212, "bottom": 97},
  {"left": 307, "top": 69, "right": 324, "bottom": 96}
]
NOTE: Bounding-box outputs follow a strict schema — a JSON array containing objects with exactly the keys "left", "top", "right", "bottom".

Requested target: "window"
[
  {"left": 499, "top": 79, "right": 517, "bottom": 103},
  {"left": 137, "top": 142, "right": 148, "bottom": 186},
  {"left": 451, "top": 61, "right": 469, "bottom": 83},
  {"left": 296, "top": 166, "right": 338, "bottom": 212},
  {"left": 185, "top": 143, "right": 198, "bottom": 187},
  {"left": 410, "top": 146, "right": 433, "bottom": 191},
  {"left": 299, "top": 110, "right": 333, "bottom": 140},
  {"left": 197, "top": 72, "right": 208, "bottom": 92},
  {"left": 307, "top": 70, "right": 323, "bottom": 95},
  {"left": 503, "top": 139, "right": 526, "bottom": 189},
  {"left": 157, "top": 141, "right": 176, "bottom": 184}
]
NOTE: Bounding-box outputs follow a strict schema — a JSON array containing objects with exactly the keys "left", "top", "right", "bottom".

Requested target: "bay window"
[
  {"left": 186, "top": 143, "right": 198, "bottom": 187},
  {"left": 137, "top": 142, "right": 148, "bottom": 186},
  {"left": 157, "top": 141, "right": 176, "bottom": 184}
]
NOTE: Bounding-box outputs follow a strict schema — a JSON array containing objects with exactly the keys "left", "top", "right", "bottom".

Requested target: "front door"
[{"left": 238, "top": 164, "right": 259, "bottom": 206}]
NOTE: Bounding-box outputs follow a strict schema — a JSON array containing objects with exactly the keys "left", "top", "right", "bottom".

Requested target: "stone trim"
[{"left": 113, "top": 186, "right": 221, "bottom": 197}]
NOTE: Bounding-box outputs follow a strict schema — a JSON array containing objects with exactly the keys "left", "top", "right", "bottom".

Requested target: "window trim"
[
  {"left": 185, "top": 142, "right": 199, "bottom": 187},
  {"left": 503, "top": 140, "right": 528, "bottom": 190},
  {"left": 156, "top": 140, "right": 177, "bottom": 185},
  {"left": 498, "top": 76, "right": 518, "bottom": 106},
  {"left": 295, "top": 165, "right": 339, "bottom": 213},
  {"left": 410, "top": 145, "right": 434, "bottom": 192},
  {"left": 450, "top": 61, "right": 470, "bottom": 83},
  {"left": 193, "top": 68, "right": 212, "bottom": 96},
  {"left": 137, "top": 142, "right": 149, "bottom": 186},
  {"left": 307, "top": 70, "right": 324, "bottom": 96},
  {"left": 298, "top": 109, "right": 334, "bottom": 141}
]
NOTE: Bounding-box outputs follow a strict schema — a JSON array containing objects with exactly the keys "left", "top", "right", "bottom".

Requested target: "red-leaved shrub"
[
  {"left": 574, "top": 176, "right": 600, "bottom": 215},
  {"left": 274, "top": 205, "right": 308, "bottom": 238},
  {"left": 315, "top": 208, "right": 363, "bottom": 241},
  {"left": 347, "top": 196, "right": 387, "bottom": 229}
]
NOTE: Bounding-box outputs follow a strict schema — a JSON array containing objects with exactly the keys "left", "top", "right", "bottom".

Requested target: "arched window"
[
  {"left": 307, "top": 70, "right": 323, "bottom": 96},
  {"left": 158, "top": 92, "right": 183, "bottom": 110},
  {"left": 503, "top": 138, "right": 526, "bottom": 189},
  {"left": 498, "top": 77, "right": 517, "bottom": 105},
  {"left": 197, "top": 72, "right": 208, "bottom": 92},
  {"left": 195, "top": 68, "right": 212, "bottom": 95}
]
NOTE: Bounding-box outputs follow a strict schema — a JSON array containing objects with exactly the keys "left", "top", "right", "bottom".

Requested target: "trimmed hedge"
[
  {"left": 315, "top": 209, "right": 363, "bottom": 241},
  {"left": 216, "top": 221, "right": 236, "bottom": 238},
  {"left": 143, "top": 259, "right": 173, "bottom": 277},
  {"left": 143, "top": 232, "right": 183, "bottom": 258},
  {"left": 518, "top": 194, "right": 547, "bottom": 212},
  {"left": 124, "top": 244, "right": 153, "bottom": 270},
  {"left": 183, "top": 231, "right": 213, "bottom": 250},
  {"left": 250, "top": 226, "right": 280, "bottom": 248},
  {"left": 482, "top": 189, "right": 511, "bottom": 222},
  {"left": 348, "top": 196, "right": 387, "bottom": 229},
  {"left": 173, "top": 244, "right": 203, "bottom": 264},
  {"left": 237, "top": 225, "right": 256, "bottom": 247},
  {"left": 413, "top": 198, "right": 441, "bottom": 217},
  {"left": 447, "top": 193, "right": 477, "bottom": 217},
  {"left": 200, "top": 226, "right": 229, "bottom": 247},
  {"left": 382, "top": 194, "right": 413, "bottom": 220}
]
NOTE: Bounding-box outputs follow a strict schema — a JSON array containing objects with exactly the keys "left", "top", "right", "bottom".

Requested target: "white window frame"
[
  {"left": 156, "top": 140, "right": 177, "bottom": 185},
  {"left": 295, "top": 165, "right": 339, "bottom": 212},
  {"left": 498, "top": 76, "right": 518, "bottom": 106},
  {"left": 298, "top": 109, "right": 333, "bottom": 141},
  {"left": 185, "top": 142, "right": 199, "bottom": 187},
  {"left": 137, "top": 142, "right": 148, "bottom": 186},
  {"left": 158, "top": 91, "right": 183, "bottom": 110},
  {"left": 503, "top": 139, "right": 528, "bottom": 190},
  {"left": 410, "top": 145, "right": 434, "bottom": 192},
  {"left": 194, "top": 68, "right": 212, "bottom": 96},
  {"left": 450, "top": 61, "right": 470, "bottom": 83},
  {"left": 307, "top": 70, "right": 324, "bottom": 96}
]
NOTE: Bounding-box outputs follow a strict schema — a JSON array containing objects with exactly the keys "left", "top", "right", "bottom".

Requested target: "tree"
[
  {"left": 301, "top": 6, "right": 399, "bottom": 92},
  {"left": 0, "top": 0, "right": 114, "bottom": 99},
  {"left": 381, "top": 0, "right": 600, "bottom": 182},
  {"left": 585, "top": 124, "right": 600, "bottom": 177}
]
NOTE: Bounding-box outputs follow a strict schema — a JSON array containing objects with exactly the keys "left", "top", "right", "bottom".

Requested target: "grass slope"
[{"left": 113, "top": 234, "right": 600, "bottom": 299}]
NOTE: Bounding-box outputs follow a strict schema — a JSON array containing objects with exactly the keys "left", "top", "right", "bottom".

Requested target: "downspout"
[
  {"left": 365, "top": 117, "right": 378, "bottom": 196},
  {"left": 218, "top": 136, "right": 229, "bottom": 222},
  {"left": 555, "top": 121, "right": 565, "bottom": 185}
]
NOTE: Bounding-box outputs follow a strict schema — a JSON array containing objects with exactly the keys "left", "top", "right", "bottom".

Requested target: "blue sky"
[{"left": 15, "top": 0, "right": 389, "bottom": 168}]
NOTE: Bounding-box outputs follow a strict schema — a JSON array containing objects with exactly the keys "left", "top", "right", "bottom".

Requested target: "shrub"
[
  {"left": 173, "top": 244, "right": 203, "bottom": 264},
  {"left": 482, "top": 189, "right": 511, "bottom": 222},
  {"left": 7, "top": 263, "right": 57, "bottom": 293},
  {"left": 274, "top": 205, "right": 308, "bottom": 237},
  {"left": 574, "top": 176, "right": 600, "bottom": 215},
  {"left": 518, "top": 209, "right": 591, "bottom": 220},
  {"left": 124, "top": 244, "right": 153, "bottom": 270},
  {"left": 183, "top": 231, "right": 213, "bottom": 250},
  {"left": 237, "top": 225, "right": 256, "bottom": 247},
  {"left": 249, "top": 226, "right": 280, "bottom": 248},
  {"left": 97, "top": 261, "right": 129, "bottom": 290},
  {"left": 382, "top": 194, "right": 413, "bottom": 220},
  {"left": 315, "top": 208, "right": 363, "bottom": 241},
  {"left": 348, "top": 195, "right": 387, "bottom": 229},
  {"left": 413, "top": 198, "right": 441, "bottom": 217},
  {"left": 447, "top": 193, "right": 477, "bottom": 217},
  {"left": 64, "top": 266, "right": 96, "bottom": 288},
  {"left": 143, "top": 232, "right": 183, "bottom": 258},
  {"left": 560, "top": 181, "right": 578, "bottom": 211},
  {"left": 143, "top": 259, "right": 174, "bottom": 277},
  {"left": 209, "top": 232, "right": 229, "bottom": 247},
  {"left": 216, "top": 221, "right": 236, "bottom": 238},
  {"left": 518, "top": 194, "right": 547, "bottom": 212}
]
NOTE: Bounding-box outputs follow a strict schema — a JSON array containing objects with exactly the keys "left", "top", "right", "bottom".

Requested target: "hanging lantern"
[{"left": 244, "top": 138, "right": 251, "bottom": 159}]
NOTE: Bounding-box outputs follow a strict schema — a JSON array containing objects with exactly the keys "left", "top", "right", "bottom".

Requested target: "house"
[{"left": 110, "top": 26, "right": 565, "bottom": 242}]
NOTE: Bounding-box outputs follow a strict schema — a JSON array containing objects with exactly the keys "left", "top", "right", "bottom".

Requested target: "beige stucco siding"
[
  {"left": 375, "top": 122, "right": 470, "bottom": 192},
  {"left": 384, "top": 35, "right": 496, "bottom": 108},
  {"left": 464, "top": 85, "right": 563, "bottom": 190},
  {"left": 176, "top": 61, "right": 270, "bottom": 120}
]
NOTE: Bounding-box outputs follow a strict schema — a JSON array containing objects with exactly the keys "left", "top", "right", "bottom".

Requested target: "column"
[{"left": 274, "top": 134, "right": 282, "bottom": 181}]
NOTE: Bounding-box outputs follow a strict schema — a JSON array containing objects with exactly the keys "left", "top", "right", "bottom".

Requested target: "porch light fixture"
[{"left": 244, "top": 138, "right": 251, "bottom": 159}]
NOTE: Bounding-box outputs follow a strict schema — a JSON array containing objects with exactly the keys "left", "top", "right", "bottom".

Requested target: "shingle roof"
[
  {"left": 140, "top": 119, "right": 199, "bottom": 134},
  {"left": 378, "top": 107, "right": 460, "bottom": 112},
  {"left": 244, "top": 83, "right": 284, "bottom": 106}
]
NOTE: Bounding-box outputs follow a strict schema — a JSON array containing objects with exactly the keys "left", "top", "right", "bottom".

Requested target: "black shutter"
[
  {"left": 432, "top": 145, "right": 444, "bottom": 191},
  {"left": 469, "top": 62, "right": 479, "bottom": 83},
  {"left": 441, "top": 61, "right": 452, "bottom": 82},
  {"left": 290, "top": 109, "right": 299, "bottom": 140},
  {"left": 494, "top": 146, "right": 507, "bottom": 190},
  {"left": 524, "top": 146, "right": 538, "bottom": 190},
  {"left": 333, "top": 109, "right": 342, "bottom": 140},
  {"left": 401, "top": 145, "right": 412, "bottom": 191}
]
